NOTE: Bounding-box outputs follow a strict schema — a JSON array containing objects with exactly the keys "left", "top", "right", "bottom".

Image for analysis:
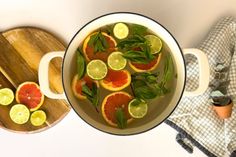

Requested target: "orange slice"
[
  {"left": 72, "top": 75, "right": 99, "bottom": 100},
  {"left": 101, "top": 91, "right": 133, "bottom": 127},
  {"left": 82, "top": 32, "right": 117, "bottom": 62},
  {"left": 129, "top": 54, "right": 162, "bottom": 72},
  {"left": 15, "top": 82, "right": 44, "bottom": 112},
  {"left": 100, "top": 69, "right": 131, "bottom": 91}
]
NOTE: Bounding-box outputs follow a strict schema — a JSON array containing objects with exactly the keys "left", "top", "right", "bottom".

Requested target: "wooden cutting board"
[{"left": 0, "top": 27, "right": 70, "bottom": 133}]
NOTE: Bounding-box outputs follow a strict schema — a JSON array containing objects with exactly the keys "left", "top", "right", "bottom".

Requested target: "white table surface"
[{"left": 0, "top": 0, "right": 236, "bottom": 156}]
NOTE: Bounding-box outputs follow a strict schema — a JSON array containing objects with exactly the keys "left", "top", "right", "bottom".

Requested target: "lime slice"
[
  {"left": 0, "top": 88, "right": 14, "bottom": 106},
  {"left": 30, "top": 110, "right": 47, "bottom": 126},
  {"left": 87, "top": 59, "right": 108, "bottom": 80},
  {"left": 128, "top": 99, "right": 148, "bottom": 118},
  {"left": 145, "top": 35, "right": 162, "bottom": 54},
  {"left": 10, "top": 104, "right": 30, "bottom": 124},
  {"left": 107, "top": 51, "right": 127, "bottom": 70},
  {"left": 113, "top": 23, "right": 129, "bottom": 39}
]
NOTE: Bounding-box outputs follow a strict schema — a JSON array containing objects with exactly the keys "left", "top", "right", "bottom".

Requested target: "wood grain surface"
[{"left": 0, "top": 27, "right": 70, "bottom": 133}]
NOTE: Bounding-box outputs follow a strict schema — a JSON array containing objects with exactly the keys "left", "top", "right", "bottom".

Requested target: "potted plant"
[
  {"left": 210, "top": 90, "right": 233, "bottom": 119},
  {"left": 210, "top": 63, "right": 233, "bottom": 119}
]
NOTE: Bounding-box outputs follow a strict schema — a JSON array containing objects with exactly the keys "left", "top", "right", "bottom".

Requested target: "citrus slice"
[
  {"left": 129, "top": 54, "right": 162, "bottom": 72},
  {"left": 107, "top": 51, "right": 127, "bottom": 70},
  {"left": 16, "top": 82, "right": 44, "bottom": 112},
  {"left": 72, "top": 75, "right": 99, "bottom": 99},
  {"left": 0, "top": 88, "right": 14, "bottom": 106},
  {"left": 128, "top": 99, "right": 148, "bottom": 118},
  {"left": 10, "top": 104, "right": 30, "bottom": 124},
  {"left": 30, "top": 110, "right": 47, "bottom": 126},
  {"left": 113, "top": 23, "right": 129, "bottom": 39},
  {"left": 102, "top": 91, "right": 133, "bottom": 127},
  {"left": 87, "top": 60, "right": 108, "bottom": 80},
  {"left": 83, "top": 32, "right": 117, "bottom": 62},
  {"left": 100, "top": 69, "right": 131, "bottom": 91},
  {"left": 145, "top": 35, "right": 162, "bottom": 54}
]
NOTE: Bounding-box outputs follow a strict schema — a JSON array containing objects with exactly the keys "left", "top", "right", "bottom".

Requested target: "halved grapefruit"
[
  {"left": 102, "top": 91, "right": 133, "bottom": 127},
  {"left": 15, "top": 82, "right": 44, "bottom": 112},
  {"left": 72, "top": 74, "right": 99, "bottom": 100},
  {"left": 100, "top": 69, "right": 131, "bottom": 91},
  {"left": 129, "top": 54, "right": 162, "bottom": 72},
  {"left": 82, "top": 32, "right": 117, "bottom": 62}
]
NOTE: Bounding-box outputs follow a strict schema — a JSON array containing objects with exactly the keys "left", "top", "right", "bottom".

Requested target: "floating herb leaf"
[
  {"left": 130, "top": 24, "right": 148, "bottom": 36},
  {"left": 117, "top": 35, "right": 146, "bottom": 49},
  {"left": 162, "top": 55, "right": 174, "bottom": 85},
  {"left": 82, "top": 83, "right": 99, "bottom": 112},
  {"left": 77, "top": 49, "right": 86, "bottom": 79},
  {"left": 131, "top": 55, "right": 174, "bottom": 100},
  {"left": 118, "top": 35, "right": 155, "bottom": 64},
  {"left": 115, "top": 107, "right": 127, "bottom": 129},
  {"left": 88, "top": 31, "right": 108, "bottom": 54}
]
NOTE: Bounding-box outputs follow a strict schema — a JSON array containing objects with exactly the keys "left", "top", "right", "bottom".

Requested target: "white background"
[{"left": 0, "top": 0, "right": 236, "bottom": 157}]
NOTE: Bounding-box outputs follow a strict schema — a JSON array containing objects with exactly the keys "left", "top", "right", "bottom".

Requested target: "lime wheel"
[
  {"left": 15, "top": 82, "right": 44, "bottom": 112},
  {"left": 101, "top": 91, "right": 133, "bottom": 127}
]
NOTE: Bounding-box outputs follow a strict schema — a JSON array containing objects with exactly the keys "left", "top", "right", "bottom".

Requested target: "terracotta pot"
[{"left": 213, "top": 101, "right": 233, "bottom": 119}]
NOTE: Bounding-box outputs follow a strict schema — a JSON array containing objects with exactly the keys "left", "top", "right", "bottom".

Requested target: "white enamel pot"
[{"left": 38, "top": 12, "right": 210, "bottom": 135}]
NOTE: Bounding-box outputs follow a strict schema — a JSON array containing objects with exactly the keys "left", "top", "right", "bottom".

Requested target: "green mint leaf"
[
  {"left": 88, "top": 31, "right": 108, "bottom": 54},
  {"left": 115, "top": 108, "right": 127, "bottom": 129},
  {"left": 134, "top": 86, "right": 157, "bottom": 100},
  {"left": 131, "top": 24, "right": 148, "bottom": 35},
  {"left": 162, "top": 55, "right": 174, "bottom": 84},
  {"left": 91, "top": 83, "right": 99, "bottom": 107},
  {"left": 81, "top": 84, "right": 93, "bottom": 97},
  {"left": 77, "top": 49, "right": 86, "bottom": 79},
  {"left": 82, "top": 83, "right": 100, "bottom": 112}
]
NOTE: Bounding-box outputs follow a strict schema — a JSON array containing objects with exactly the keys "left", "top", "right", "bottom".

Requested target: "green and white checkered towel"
[{"left": 166, "top": 17, "right": 236, "bottom": 157}]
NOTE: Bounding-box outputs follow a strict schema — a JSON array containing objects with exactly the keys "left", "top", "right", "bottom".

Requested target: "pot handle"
[
  {"left": 183, "top": 48, "right": 210, "bottom": 97},
  {"left": 38, "top": 51, "right": 66, "bottom": 99}
]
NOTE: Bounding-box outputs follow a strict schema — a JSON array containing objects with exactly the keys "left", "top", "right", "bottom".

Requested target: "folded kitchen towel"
[{"left": 165, "top": 16, "right": 236, "bottom": 157}]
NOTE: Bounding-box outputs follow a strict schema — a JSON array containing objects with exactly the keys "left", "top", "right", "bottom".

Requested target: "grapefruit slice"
[
  {"left": 129, "top": 54, "right": 162, "bottom": 72},
  {"left": 102, "top": 91, "right": 133, "bottom": 127},
  {"left": 15, "top": 82, "right": 44, "bottom": 112},
  {"left": 82, "top": 32, "right": 117, "bottom": 62},
  {"left": 100, "top": 69, "right": 131, "bottom": 91},
  {"left": 72, "top": 75, "right": 99, "bottom": 100}
]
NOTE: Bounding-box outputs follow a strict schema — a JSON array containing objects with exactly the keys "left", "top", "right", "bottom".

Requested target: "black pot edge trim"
[{"left": 165, "top": 120, "right": 218, "bottom": 157}]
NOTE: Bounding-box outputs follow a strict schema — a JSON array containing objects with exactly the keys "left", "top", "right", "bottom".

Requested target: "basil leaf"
[
  {"left": 117, "top": 35, "right": 145, "bottom": 49},
  {"left": 134, "top": 86, "right": 157, "bottom": 100},
  {"left": 77, "top": 49, "right": 86, "bottom": 79},
  {"left": 91, "top": 83, "right": 99, "bottom": 107},
  {"left": 88, "top": 31, "right": 108, "bottom": 54},
  {"left": 131, "top": 24, "right": 148, "bottom": 36},
  {"left": 162, "top": 55, "right": 174, "bottom": 84},
  {"left": 115, "top": 108, "right": 127, "bottom": 129},
  {"left": 82, "top": 84, "right": 93, "bottom": 97},
  {"left": 118, "top": 35, "right": 155, "bottom": 64},
  {"left": 82, "top": 83, "right": 99, "bottom": 112}
]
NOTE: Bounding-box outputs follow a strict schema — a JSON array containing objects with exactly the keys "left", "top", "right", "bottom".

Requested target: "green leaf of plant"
[
  {"left": 134, "top": 86, "right": 157, "bottom": 100},
  {"left": 77, "top": 49, "right": 86, "bottom": 79},
  {"left": 81, "top": 84, "right": 93, "bottom": 97},
  {"left": 88, "top": 31, "right": 108, "bottom": 54},
  {"left": 131, "top": 24, "right": 148, "bottom": 36},
  {"left": 81, "top": 83, "right": 99, "bottom": 112},
  {"left": 118, "top": 35, "right": 155, "bottom": 64},
  {"left": 115, "top": 108, "right": 127, "bottom": 129}
]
